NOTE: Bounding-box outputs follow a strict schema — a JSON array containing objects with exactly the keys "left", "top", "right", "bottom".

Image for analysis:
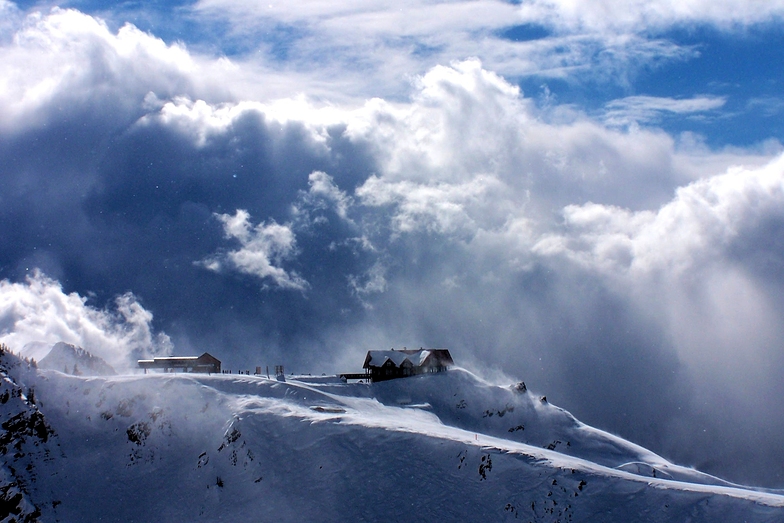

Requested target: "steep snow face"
[
  {"left": 38, "top": 343, "right": 116, "bottom": 376},
  {"left": 1, "top": 354, "right": 782, "bottom": 522}
]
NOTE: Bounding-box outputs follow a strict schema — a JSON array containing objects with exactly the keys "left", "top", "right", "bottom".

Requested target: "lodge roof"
[{"left": 362, "top": 349, "right": 453, "bottom": 370}]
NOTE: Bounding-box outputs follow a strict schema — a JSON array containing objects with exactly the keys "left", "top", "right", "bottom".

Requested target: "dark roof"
[{"left": 362, "top": 349, "right": 453, "bottom": 370}]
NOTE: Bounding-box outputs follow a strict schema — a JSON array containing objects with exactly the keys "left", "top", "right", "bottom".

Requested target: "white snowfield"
[{"left": 2, "top": 353, "right": 783, "bottom": 522}]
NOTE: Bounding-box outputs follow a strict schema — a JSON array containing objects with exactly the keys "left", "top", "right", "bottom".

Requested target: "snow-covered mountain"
[
  {"left": 1, "top": 347, "right": 782, "bottom": 522},
  {"left": 38, "top": 342, "right": 116, "bottom": 377}
]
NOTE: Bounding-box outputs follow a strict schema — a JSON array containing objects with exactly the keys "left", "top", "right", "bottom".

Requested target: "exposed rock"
[{"left": 0, "top": 346, "right": 59, "bottom": 522}]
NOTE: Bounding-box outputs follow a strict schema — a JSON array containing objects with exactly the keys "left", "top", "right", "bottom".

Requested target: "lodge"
[
  {"left": 341, "top": 348, "right": 454, "bottom": 383},
  {"left": 137, "top": 352, "right": 221, "bottom": 374}
]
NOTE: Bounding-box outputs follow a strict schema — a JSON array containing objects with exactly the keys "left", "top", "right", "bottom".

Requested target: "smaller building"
[
  {"left": 138, "top": 352, "right": 221, "bottom": 374},
  {"left": 358, "top": 348, "right": 454, "bottom": 382}
]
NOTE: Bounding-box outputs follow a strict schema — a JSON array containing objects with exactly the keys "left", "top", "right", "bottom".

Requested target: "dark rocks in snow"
[
  {"left": 1, "top": 410, "right": 53, "bottom": 451},
  {"left": 479, "top": 454, "right": 492, "bottom": 481},
  {"left": 546, "top": 440, "right": 563, "bottom": 451},
  {"left": 39, "top": 342, "right": 115, "bottom": 376},
  {"left": 126, "top": 422, "right": 152, "bottom": 446},
  {"left": 482, "top": 404, "right": 514, "bottom": 418},
  {"left": 197, "top": 451, "right": 209, "bottom": 468},
  {"left": 0, "top": 346, "right": 59, "bottom": 523},
  {"left": 457, "top": 449, "right": 468, "bottom": 470},
  {"left": 0, "top": 480, "right": 41, "bottom": 523}
]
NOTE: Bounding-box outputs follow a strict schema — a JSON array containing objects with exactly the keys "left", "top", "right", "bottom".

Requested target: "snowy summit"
[{"left": 1, "top": 346, "right": 782, "bottom": 522}]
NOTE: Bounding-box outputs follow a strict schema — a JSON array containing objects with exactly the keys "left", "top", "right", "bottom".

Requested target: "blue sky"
[{"left": 2, "top": 0, "right": 784, "bottom": 487}]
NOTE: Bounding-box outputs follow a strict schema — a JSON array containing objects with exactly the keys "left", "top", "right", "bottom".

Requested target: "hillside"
[{"left": 1, "top": 349, "right": 782, "bottom": 522}]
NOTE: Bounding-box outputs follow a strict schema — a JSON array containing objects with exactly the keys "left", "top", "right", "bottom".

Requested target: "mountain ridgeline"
[{"left": 0, "top": 346, "right": 781, "bottom": 522}]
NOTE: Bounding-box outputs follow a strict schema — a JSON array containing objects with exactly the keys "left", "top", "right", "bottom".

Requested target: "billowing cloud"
[
  {"left": 0, "top": 271, "right": 172, "bottom": 370},
  {"left": 0, "top": 8, "right": 202, "bottom": 133},
  {"left": 203, "top": 210, "right": 308, "bottom": 291},
  {"left": 347, "top": 59, "right": 772, "bottom": 224},
  {"left": 534, "top": 154, "right": 784, "bottom": 276}
]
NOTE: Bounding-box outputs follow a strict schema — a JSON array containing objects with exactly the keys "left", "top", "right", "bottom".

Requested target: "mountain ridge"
[
  {"left": 38, "top": 342, "right": 116, "bottom": 376},
  {"left": 0, "top": 349, "right": 782, "bottom": 522}
]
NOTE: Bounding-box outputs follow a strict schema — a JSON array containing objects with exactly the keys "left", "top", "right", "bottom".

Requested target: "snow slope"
[{"left": 1, "top": 350, "right": 783, "bottom": 522}]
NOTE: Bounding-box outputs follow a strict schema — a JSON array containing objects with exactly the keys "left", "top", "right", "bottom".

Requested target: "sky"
[{"left": 1, "top": 0, "right": 784, "bottom": 488}]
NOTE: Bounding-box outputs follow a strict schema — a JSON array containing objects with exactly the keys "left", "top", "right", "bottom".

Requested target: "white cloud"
[
  {"left": 185, "top": 1, "right": 704, "bottom": 99},
  {"left": 347, "top": 59, "right": 761, "bottom": 232},
  {"left": 0, "top": 270, "right": 172, "bottom": 371},
  {"left": 128, "top": 59, "right": 776, "bottom": 252},
  {"left": 518, "top": 0, "right": 784, "bottom": 34},
  {"left": 103, "top": 56, "right": 779, "bottom": 260},
  {"left": 747, "top": 96, "right": 784, "bottom": 117},
  {"left": 2, "top": 1, "right": 778, "bottom": 123},
  {"left": 190, "top": 0, "right": 536, "bottom": 99},
  {"left": 301, "top": 170, "right": 353, "bottom": 221},
  {"left": 349, "top": 261, "right": 388, "bottom": 299},
  {"left": 356, "top": 175, "right": 508, "bottom": 236},
  {"left": 0, "top": 8, "right": 207, "bottom": 132},
  {"left": 603, "top": 95, "right": 727, "bottom": 127},
  {"left": 137, "top": 95, "right": 345, "bottom": 152},
  {"left": 0, "top": 7, "right": 334, "bottom": 132},
  {"left": 533, "top": 154, "right": 784, "bottom": 276},
  {"left": 0, "top": 3, "right": 764, "bottom": 124},
  {"left": 194, "top": 0, "right": 518, "bottom": 40},
  {"left": 98, "top": 56, "right": 759, "bottom": 251},
  {"left": 196, "top": 0, "right": 784, "bottom": 39},
  {"left": 203, "top": 210, "right": 308, "bottom": 291},
  {"left": 184, "top": 0, "right": 784, "bottom": 102}
]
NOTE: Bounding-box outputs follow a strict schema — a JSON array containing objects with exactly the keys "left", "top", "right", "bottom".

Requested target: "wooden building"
[
  {"left": 137, "top": 352, "right": 221, "bottom": 374},
  {"left": 343, "top": 348, "right": 453, "bottom": 383}
]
